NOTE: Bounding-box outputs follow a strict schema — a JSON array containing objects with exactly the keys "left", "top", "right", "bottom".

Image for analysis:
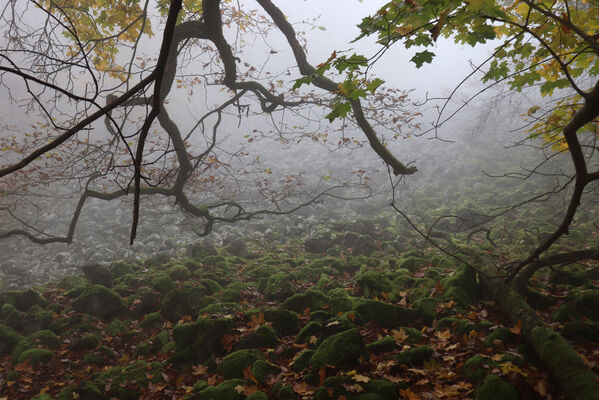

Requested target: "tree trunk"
[{"left": 480, "top": 272, "right": 599, "bottom": 400}]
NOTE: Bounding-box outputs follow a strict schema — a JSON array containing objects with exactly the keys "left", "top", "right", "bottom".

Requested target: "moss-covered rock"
[
  {"left": 197, "top": 379, "right": 249, "bottom": 400},
  {"left": 17, "top": 347, "right": 54, "bottom": 366},
  {"left": 93, "top": 360, "right": 164, "bottom": 400},
  {"left": 81, "top": 264, "right": 112, "bottom": 287},
  {"left": 140, "top": 312, "right": 164, "bottom": 330},
  {"left": 310, "top": 328, "right": 365, "bottom": 369},
  {"left": 160, "top": 286, "right": 206, "bottom": 322},
  {"left": 474, "top": 374, "right": 518, "bottom": 400},
  {"left": 463, "top": 355, "right": 495, "bottom": 383},
  {"left": 252, "top": 359, "right": 281, "bottom": 383},
  {"left": 12, "top": 329, "right": 60, "bottom": 362},
  {"left": 109, "top": 261, "right": 135, "bottom": 280},
  {"left": 257, "top": 308, "right": 299, "bottom": 336},
  {"left": 263, "top": 272, "right": 295, "bottom": 302},
  {"left": 219, "top": 288, "right": 243, "bottom": 303},
  {"left": 237, "top": 325, "right": 279, "bottom": 349},
  {"left": 397, "top": 256, "right": 427, "bottom": 273},
  {"left": 356, "top": 268, "right": 393, "bottom": 299},
  {"left": 351, "top": 235, "right": 378, "bottom": 256},
  {"left": 395, "top": 346, "right": 434, "bottom": 366},
  {"left": 442, "top": 265, "right": 480, "bottom": 307},
  {"left": 362, "top": 379, "right": 400, "bottom": 400},
  {"left": 72, "top": 285, "right": 126, "bottom": 320},
  {"left": 0, "top": 288, "right": 46, "bottom": 311},
  {"left": 167, "top": 264, "right": 191, "bottom": 281},
  {"left": 171, "top": 317, "right": 234, "bottom": 364},
  {"left": 78, "top": 381, "right": 103, "bottom": 399},
  {"left": 562, "top": 322, "right": 599, "bottom": 343},
  {"left": 70, "top": 333, "right": 101, "bottom": 351},
  {"left": 105, "top": 318, "right": 128, "bottom": 336},
  {"left": 291, "top": 349, "right": 315, "bottom": 372},
  {"left": 571, "top": 290, "right": 599, "bottom": 320},
  {"left": 366, "top": 336, "right": 397, "bottom": 354},
  {"left": 151, "top": 273, "right": 175, "bottom": 294},
  {"left": 0, "top": 324, "right": 22, "bottom": 355},
  {"left": 484, "top": 327, "right": 518, "bottom": 349},
  {"left": 246, "top": 391, "right": 269, "bottom": 400},
  {"left": 353, "top": 299, "right": 419, "bottom": 328},
  {"left": 217, "top": 349, "right": 265, "bottom": 379},
  {"left": 22, "top": 309, "right": 54, "bottom": 335},
  {"left": 295, "top": 321, "right": 323, "bottom": 345},
  {"left": 282, "top": 288, "right": 329, "bottom": 313}
]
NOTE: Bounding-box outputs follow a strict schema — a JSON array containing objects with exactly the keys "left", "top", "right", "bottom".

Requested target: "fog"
[{"left": 0, "top": 0, "right": 590, "bottom": 292}]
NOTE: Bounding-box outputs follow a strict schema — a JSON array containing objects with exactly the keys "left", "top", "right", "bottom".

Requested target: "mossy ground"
[{"left": 0, "top": 232, "right": 596, "bottom": 399}]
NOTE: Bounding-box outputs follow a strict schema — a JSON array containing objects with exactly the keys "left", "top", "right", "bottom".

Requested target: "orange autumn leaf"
[{"left": 510, "top": 320, "right": 523, "bottom": 336}]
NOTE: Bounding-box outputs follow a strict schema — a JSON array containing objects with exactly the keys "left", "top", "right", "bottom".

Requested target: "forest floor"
[{"left": 1, "top": 235, "right": 598, "bottom": 400}]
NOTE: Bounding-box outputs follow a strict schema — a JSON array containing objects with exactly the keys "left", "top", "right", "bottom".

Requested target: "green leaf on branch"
[
  {"left": 326, "top": 101, "right": 352, "bottom": 122},
  {"left": 410, "top": 50, "right": 435, "bottom": 68},
  {"left": 366, "top": 78, "right": 384, "bottom": 93}
]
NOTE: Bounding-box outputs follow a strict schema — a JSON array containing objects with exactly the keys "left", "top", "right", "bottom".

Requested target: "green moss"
[
  {"left": 474, "top": 374, "right": 518, "bottom": 400},
  {"left": 70, "top": 333, "right": 101, "bottom": 351},
  {"left": 78, "top": 381, "right": 102, "bottom": 399},
  {"left": 106, "top": 319, "right": 128, "bottom": 336},
  {"left": 72, "top": 285, "right": 126, "bottom": 320},
  {"left": 151, "top": 273, "right": 175, "bottom": 294},
  {"left": 398, "top": 256, "right": 427, "bottom": 272},
  {"left": 0, "top": 324, "right": 22, "bottom": 355},
  {"left": 562, "top": 322, "right": 599, "bottom": 343},
  {"left": 160, "top": 286, "right": 206, "bottom": 322},
  {"left": 291, "top": 349, "right": 314, "bottom": 372},
  {"left": 12, "top": 329, "right": 60, "bottom": 362},
  {"left": 366, "top": 336, "right": 397, "bottom": 354},
  {"left": 140, "top": 312, "right": 164, "bottom": 329},
  {"left": 93, "top": 360, "right": 163, "bottom": 400},
  {"left": 571, "top": 290, "right": 599, "bottom": 320},
  {"left": 217, "top": 349, "right": 265, "bottom": 379},
  {"left": 362, "top": 379, "right": 400, "bottom": 400},
  {"left": 295, "top": 321, "right": 322, "bottom": 344},
  {"left": 109, "top": 261, "right": 134, "bottom": 280},
  {"left": 310, "top": 328, "right": 365, "bottom": 369},
  {"left": 355, "top": 268, "right": 394, "bottom": 298},
  {"left": 252, "top": 359, "right": 281, "bottom": 383},
  {"left": 263, "top": 272, "right": 295, "bottom": 302},
  {"left": 246, "top": 391, "right": 269, "bottom": 400},
  {"left": 171, "top": 318, "right": 234, "bottom": 364},
  {"left": 282, "top": 288, "right": 329, "bottom": 313},
  {"left": 442, "top": 265, "right": 480, "bottom": 307},
  {"left": 198, "top": 379, "right": 248, "bottom": 400},
  {"left": 167, "top": 264, "right": 191, "bottom": 281},
  {"left": 353, "top": 299, "right": 418, "bottom": 328},
  {"left": 259, "top": 308, "right": 299, "bottom": 335},
  {"left": 463, "top": 355, "right": 495, "bottom": 383},
  {"left": 484, "top": 327, "right": 517, "bottom": 348},
  {"left": 395, "top": 346, "right": 434, "bottom": 366},
  {"left": 200, "top": 279, "right": 222, "bottom": 295},
  {"left": 17, "top": 348, "right": 54, "bottom": 366},
  {"left": 237, "top": 325, "right": 279, "bottom": 349},
  {"left": 219, "top": 288, "right": 243, "bottom": 303}
]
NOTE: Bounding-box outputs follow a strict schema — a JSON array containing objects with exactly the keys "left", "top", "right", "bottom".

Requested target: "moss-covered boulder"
[
  {"left": 93, "top": 360, "right": 164, "bottom": 400},
  {"left": 395, "top": 346, "right": 434, "bottom": 366},
  {"left": 22, "top": 309, "right": 54, "bottom": 335},
  {"left": 295, "top": 321, "right": 323, "bottom": 345},
  {"left": 351, "top": 235, "right": 378, "bottom": 256},
  {"left": 16, "top": 347, "right": 54, "bottom": 366},
  {"left": 0, "top": 288, "right": 46, "bottom": 311},
  {"left": 140, "top": 312, "right": 164, "bottom": 330},
  {"left": 171, "top": 317, "right": 234, "bottom": 364},
  {"left": 151, "top": 273, "right": 175, "bottom": 294},
  {"left": 72, "top": 285, "right": 126, "bottom": 320},
  {"left": 0, "top": 324, "right": 23, "bottom": 355},
  {"left": 291, "top": 349, "right": 314, "bottom": 372},
  {"left": 252, "top": 359, "right": 281, "bottom": 383},
  {"left": 78, "top": 381, "right": 103, "bottom": 400},
  {"left": 70, "top": 333, "right": 102, "bottom": 351},
  {"left": 474, "top": 374, "right": 518, "bottom": 400},
  {"left": 571, "top": 290, "right": 599, "bottom": 320},
  {"left": 463, "top": 355, "right": 495, "bottom": 383},
  {"left": 197, "top": 379, "right": 249, "bottom": 400},
  {"left": 397, "top": 256, "right": 428, "bottom": 273},
  {"left": 442, "top": 265, "right": 480, "bottom": 307},
  {"left": 353, "top": 299, "right": 419, "bottom": 328},
  {"left": 159, "top": 286, "right": 206, "bottom": 322},
  {"left": 562, "top": 322, "right": 599, "bottom": 343},
  {"left": 237, "top": 325, "right": 279, "bottom": 349},
  {"left": 263, "top": 272, "right": 295, "bottom": 302},
  {"left": 217, "top": 349, "right": 265, "bottom": 379},
  {"left": 81, "top": 264, "right": 112, "bottom": 287},
  {"left": 282, "top": 288, "right": 329, "bottom": 313},
  {"left": 356, "top": 269, "right": 393, "bottom": 298},
  {"left": 366, "top": 336, "right": 397, "bottom": 354},
  {"left": 362, "top": 379, "right": 400, "bottom": 400},
  {"left": 484, "top": 327, "right": 518, "bottom": 349},
  {"left": 310, "top": 328, "right": 365, "bottom": 369},
  {"left": 12, "top": 329, "right": 60, "bottom": 362},
  {"left": 259, "top": 308, "right": 299, "bottom": 335}
]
